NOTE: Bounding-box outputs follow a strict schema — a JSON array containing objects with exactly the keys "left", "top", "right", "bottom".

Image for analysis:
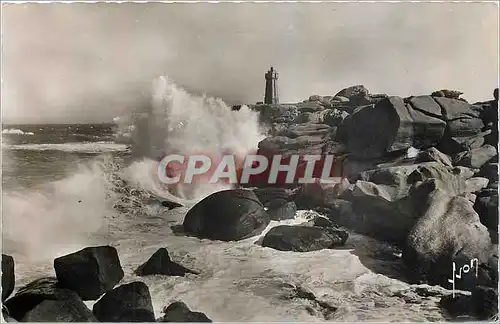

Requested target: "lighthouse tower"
[{"left": 264, "top": 66, "right": 279, "bottom": 104}]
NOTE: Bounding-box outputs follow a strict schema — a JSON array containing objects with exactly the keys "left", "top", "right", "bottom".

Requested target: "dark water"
[
  {"left": 2, "top": 123, "right": 116, "bottom": 145},
  {"left": 2, "top": 123, "right": 129, "bottom": 190}
]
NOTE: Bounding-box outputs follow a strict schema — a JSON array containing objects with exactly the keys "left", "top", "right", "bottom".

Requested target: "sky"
[{"left": 1, "top": 2, "right": 499, "bottom": 124}]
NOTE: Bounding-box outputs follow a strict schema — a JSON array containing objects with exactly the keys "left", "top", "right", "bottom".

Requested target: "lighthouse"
[{"left": 264, "top": 66, "right": 279, "bottom": 104}]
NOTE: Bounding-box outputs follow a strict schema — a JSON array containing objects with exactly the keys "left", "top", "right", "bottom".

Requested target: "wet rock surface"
[
  {"left": 54, "top": 245, "right": 124, "bottom": 300},
  {"left": 158, "top": 301, "right": 212, "bottom": 322},
  {"left": 183, "top": 189, "right": 270, "bottom": 241},
  {"left": 3, "top": 277, "right": 96, "bottom": 322},
  {"left": 2, "top": 254, "right": 15, "bottom": 302},
  {"left": 261, "top": 225, "right": 348, "bottom": 252},
  {"left": 93, "top": 281, "right": 155, "bottom": 322},
  {"left": 135, "top": 248, "right": 199, "bottom": 277}
]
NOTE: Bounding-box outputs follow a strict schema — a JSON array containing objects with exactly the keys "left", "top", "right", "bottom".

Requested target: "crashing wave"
[{"left": 114, "top": 76, "right": 266, "bottom": 200}]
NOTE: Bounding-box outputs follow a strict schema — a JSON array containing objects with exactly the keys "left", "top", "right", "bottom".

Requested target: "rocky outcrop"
[
  {"left": 437, "top": 130, "right": 489, "bottom": 155},
  {"left": 250, "top": 104, "right": 298, "bottom": 125},
  {"left": 266, "top": 201, "right": 297, "bottom": 221},
  {"left": 454, "top": 144, "right": 497, "bottom": 168},
  {"left": 440, "top": 285, "right": 498, "bottom": 320},
  {"left": 415, "top": 147, "right": 452, "bottom": 166},
  {"left": 93, "top": 281, "right": 155, "bottom": 322},
  {"left": 295, "top": 178, "right": 351, "bottom": 209},
  {"left": 328, "top": 162, "right": 476, "bottom": 243},
  {"left": 3, "top": 277, "right": 96, "bottom": 322},
  {"left": 434, "top": 97, "right": 484, "bottom": 137},
  {"left": 336, "top": 96, "right": 447, "bottom": 159},
  {"left": 158, "top": 301, "right": 212, "bottom": 322},
  {"left": 403, "top": 186, "right": 492, "bottom": 289},
  {"left": 242, "top": 86, "right": 498, "bottom": 316},
  {"left": 277, "top": 123, "right": 331, "bottom": 139},
  {"left": 333, "top": 85, "right": 371, "bottom": 108},
  {"left": 431, "top": 89, "right": 464, "bottom": 100},
  {"left": 252, "top": 187, "right": 297, "bottom": 220},
  {"left": 323, "top": 109, "right": 349, "bottom": 127},
  {"left": 183, "top": 189, "right": 270, "bottom": 241},
  {"left": 261, "top": 225, "right": 348, "bottom": 252},
  {"left": 2, "top": 254, "right": 14, "bottom": 302},
  {"left": 474, "top": 190, "right": 499, "bottom": 244},
  {"left": 135, "top": 248, "right": 198, "bottom": 277},
  {"left": 54, "top": 245, "right": 124, "bottom": 300}
]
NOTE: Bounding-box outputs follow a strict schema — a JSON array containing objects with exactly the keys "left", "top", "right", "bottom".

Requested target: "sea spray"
[
  {"left": 115, "top": 76, "right": 266, "bottom": 200},
  {"left": 2, "top": 75, "right": 265, "bottom": 263},
  {"left": 1, "top": 155, "right": 119, "bottom": 262}
]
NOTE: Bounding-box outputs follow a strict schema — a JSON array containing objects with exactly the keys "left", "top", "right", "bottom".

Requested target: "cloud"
[{"left": 2, "top": 2, "right": 498, "bottom": 123}]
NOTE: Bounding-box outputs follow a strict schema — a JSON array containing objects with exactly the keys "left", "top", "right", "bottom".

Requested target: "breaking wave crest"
[
  {"left": 115, "top": 76, "right": 266, "bottom": 200},
  {"left": 2, "top": 76, "right": 266, "bottom": 262},
  {"left": 2, "top": 128, "right": 35, "bottom": 136}
]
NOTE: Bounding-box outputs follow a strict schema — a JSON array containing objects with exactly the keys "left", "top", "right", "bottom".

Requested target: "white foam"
[
  {"left": 2, "top": 128, "right": 34, "bottom": 135},
  {"left": 2, "top": 141, "right": 129, "bottom": 153},
  {"left": 406, "top": 146, "right": 420, "bottom": 158},
  {"left": 115, "top": 76, "right": 266, "bottom": 200},
  {"left": 2, "top": 157, "right": 117, "bottom": 263}
]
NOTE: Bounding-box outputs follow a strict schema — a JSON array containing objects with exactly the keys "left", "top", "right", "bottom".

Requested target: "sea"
[{"left": 1, "top": 76, "right": 449, "bottom": 321}]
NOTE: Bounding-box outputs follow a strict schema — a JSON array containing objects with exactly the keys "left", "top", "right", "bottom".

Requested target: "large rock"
[
  {"left": 258, "top": 135, "right": 327, "bottom": 157},
  {"left": 474, "top": 190, "right": 498, "bottom": 231},
  {"left": 433, "top": 97, "right": 484, "bottom": 137},
  {"left": 408, "top": 95, "right": 443, "bottom": 118},
  {"left": 323, "top": 109, "right": 349, "bottom": 127},
  {"left": 22, "top": 299, "right": 95, "bottom": 322},
  {"left": 431, "top": 89, "right": 464, "bottom": 100},
  {"left": 301, "top": 215, "right": 336, "bottom": 228},
  {"left": 277, "top": 123, "right": 331, "bottom": 139},
  {"left": 440, "top": 285, "right": 498, "bottom": 320},
  {"left": 403, "top": 186, "right": 492, "bottom": 289},
  {"left": 252, "top": 187, "right": 294, "bottom": 204},
  {"left": 54, "top": 245, "right": 124, "bottom": 300},
  {"left": 471, "top": 286, "right": 498, "bottom": 320},
  {"left": 158, "top": 301, "right": 212, "bottom": 322},
  {"left": 308, "top": 95, "right": 333, "bottom": 108},
  {"left": 343, "top": 180, "right": 419, "bottom": 243},
  {"left": 266, "top": 201, "right": 297, "bottom": 221},
  {"left": 297, "top": 101, "right": 325, "bottom": 113},
  {"left": 252, "top": 187, "right": 297, "bottom": 220},
  {"left": 337, "top": 162, "right": 477, "bottom": 243},
  {"left": 261, "top": 225, "right": 348, "bottom": 252},
  {"left": 359, "top": 161, "right": 474, "bottom": 196},
  {"left": 3, "top": 277, "right": 96, "bottom": 322},
  {"left": 480, "top": 89, "right": 498, "bottom": 146},
  {"left": 93, "top": 281, "right": 155, "bottom": 322},
  {"left": 294, "top": 111, "right": 325, "bottom": 124},
  {"left": 437, "top": 130, "right": 489, "bottom": 155},
  {"left": 477, "top": 162, "right": 498, "bottom": 183},
  {"left": 2, "top": 254, "right": 14, "bottom": 301},
  {"left": 250, "top": 104, "right": 298, "bottom": 125},
  {"left": 295, "top": 178, "right": 351, "bottom": 209},
  {"left": 334, "top": 85, "right": 371, "bottom": 107},
  {"left": 454, "top": 144, "right": 497, "bottom": 168},
  {"left": 336, "top": 96, "right": 446, "bottom": 159},
  {"left": 481, "top": 89, "right": 499, "bottom": 126},
  {"left": 340, "top": 157, "right": 387, "bottom": 181},
  {"left": 183, "top": 189, "right": 270, "bottom": 241},
  {"left": 415, "top": 147, "right": 453, "bottom": 167},
  {"left": 135, "top": 248, "right": 198, "bottom": 277},
  {"left": 465, "top": 177, "right": 489, "bottom": 193}
]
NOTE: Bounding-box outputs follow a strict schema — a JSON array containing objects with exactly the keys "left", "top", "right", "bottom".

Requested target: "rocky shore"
[{"left": 2, "top": 85, "right": 498, "bottom": 322}]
